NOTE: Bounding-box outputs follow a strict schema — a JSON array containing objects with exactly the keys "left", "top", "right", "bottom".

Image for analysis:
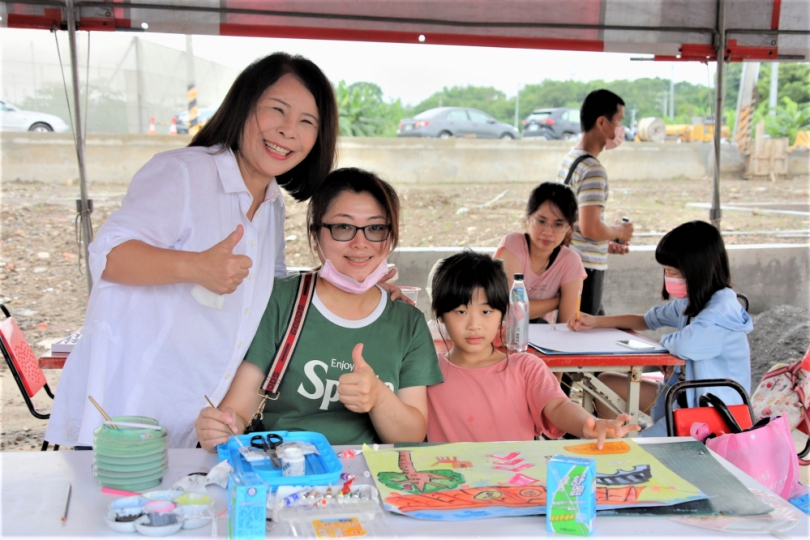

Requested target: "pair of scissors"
[{"left": 250, "top": 434, "right": 284, "bottom": 468}]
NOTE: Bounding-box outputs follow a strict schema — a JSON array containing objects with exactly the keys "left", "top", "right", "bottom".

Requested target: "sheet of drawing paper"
[
  {"left": 528, "top": 325, "right": 666, "bottom": 354},
  {"left": 362, "top": 439, "right": 705, "bottom": 521}
]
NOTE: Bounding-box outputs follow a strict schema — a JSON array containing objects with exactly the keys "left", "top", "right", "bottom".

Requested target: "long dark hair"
[
  {"left": 431, "top": 251, "right": 509, "bottom": 323},
  {"left": 655, "top": 221, "right": 731, "bottom": 318},
  {"left": 190, "top": 52, "right": 338, "bottom": 202},
  {"left": 307, "top": 167, "right": 401, "bottom": 251}
]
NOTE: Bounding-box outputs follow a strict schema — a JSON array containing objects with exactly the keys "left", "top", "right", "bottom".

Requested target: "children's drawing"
[
  {"left": 432, "top": 456, "right": 472, "bottom": 469},
  {"left": 376, "top": 451, "right": 464, "bottom": 494},
  {"left": 363, "top": 440, "right": 706, "bottom": 521}
]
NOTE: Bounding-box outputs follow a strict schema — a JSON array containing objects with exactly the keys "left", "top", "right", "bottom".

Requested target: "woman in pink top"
[
  {"left": 426, "top": 251, "right": 639, "bottom": 443},
  {"left": 495, "top": 182, "right": 586, "bottom": 323}
]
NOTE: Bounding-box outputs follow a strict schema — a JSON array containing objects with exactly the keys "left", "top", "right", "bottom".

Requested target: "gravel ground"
[{"left": 1, "top": 174, "right": 808, "bottom": 454}]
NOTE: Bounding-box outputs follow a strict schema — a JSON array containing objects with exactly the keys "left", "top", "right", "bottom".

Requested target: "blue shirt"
[{"left": 644, "top": 288, "right": 754, "bottom": 409}]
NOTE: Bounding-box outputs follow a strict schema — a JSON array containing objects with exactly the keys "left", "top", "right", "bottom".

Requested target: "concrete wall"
[
  {"left": 7, "top": 133, "right": 807, "bottom": 185},
  {"left": 392, "top": 244, "right": 810, "bottom": 316}
]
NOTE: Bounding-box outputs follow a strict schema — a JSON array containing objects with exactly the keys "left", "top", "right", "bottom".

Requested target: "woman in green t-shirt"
[{"left": 195, "top": 168, "right": 443, "bottom": 449}]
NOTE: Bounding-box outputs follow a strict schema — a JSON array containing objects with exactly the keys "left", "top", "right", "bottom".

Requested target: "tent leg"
[
  {"left": 710, "top": 0, "right": 726, "bottom": 231},
  {"left": 66, "top": 0, "right": 94, "bottom": 293}
]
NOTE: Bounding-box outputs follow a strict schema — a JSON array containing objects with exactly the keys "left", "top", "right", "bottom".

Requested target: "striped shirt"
[{"left": 556, "top": 148, "right": 609, "bottom": 271}]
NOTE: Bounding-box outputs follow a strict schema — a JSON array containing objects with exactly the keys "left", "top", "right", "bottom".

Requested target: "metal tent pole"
[
  {"left": 66, "top": 0, "right": 94, "bottom": 292},
  {"left": 710, "top": 0, "right": 726, "bottom": 230}
]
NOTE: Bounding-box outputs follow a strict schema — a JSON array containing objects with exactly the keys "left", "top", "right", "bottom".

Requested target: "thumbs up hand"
[
  {"left": 338, "top": 343, "right": 386, "bottom": 413},
  {"left": 196, "top": 225, "right": 253, "bottom": 294}
]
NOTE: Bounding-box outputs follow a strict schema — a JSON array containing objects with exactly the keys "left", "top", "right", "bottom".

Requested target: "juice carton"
[{"left": 546, "top": 456, "right": 596, "bottom": 536}]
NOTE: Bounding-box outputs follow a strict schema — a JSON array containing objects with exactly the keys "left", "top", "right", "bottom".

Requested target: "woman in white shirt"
[{"left": 45, "top": 53, "right": 339, "bottom": 448}]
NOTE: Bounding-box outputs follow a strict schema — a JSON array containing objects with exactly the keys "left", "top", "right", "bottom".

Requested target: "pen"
[
  {"left": 576, "top": 289, "right": 582, "bottom": 322},
  {"left": 204, "top": 395, "right": 244, "bottom": 447},
  {"left": 61, "top": 483, "right": 72, "bottom": 522}
]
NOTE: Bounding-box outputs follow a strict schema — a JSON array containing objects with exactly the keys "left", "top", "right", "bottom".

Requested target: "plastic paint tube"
[
  {"left": 337, "top": 449, "right": 363, "bottom": 459},
  {"left": 279, "top": 488, "right": 311, "bottom": 507}
]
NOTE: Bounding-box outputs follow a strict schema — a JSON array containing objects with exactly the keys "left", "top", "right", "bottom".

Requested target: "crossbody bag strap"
[
  {"left": 563, "top": 153, "right": 594, "bottom": 186},
  {"left": 248, "top": 271, "right": 316, "bottom": 427}
]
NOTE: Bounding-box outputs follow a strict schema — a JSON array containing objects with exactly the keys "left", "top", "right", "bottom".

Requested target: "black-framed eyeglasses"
[{"left": 321, "top": 223, "right": 391, "bottom": 242}]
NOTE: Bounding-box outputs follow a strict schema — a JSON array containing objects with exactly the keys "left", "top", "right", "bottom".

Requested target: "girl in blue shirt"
[{"left": 568, "top": 221, "right": 753, "bottom": 436}]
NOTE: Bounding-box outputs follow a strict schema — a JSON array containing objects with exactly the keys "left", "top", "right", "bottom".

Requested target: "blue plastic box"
[
  {"left": 217, "top": 430, "right": 343, "bottom": 490},
  {"left": 218, "top": 431, "right": 343, "bottom": 540}
]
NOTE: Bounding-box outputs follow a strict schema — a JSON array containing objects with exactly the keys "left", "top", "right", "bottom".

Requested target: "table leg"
[{"left": 626, "top": 366, "right": 643, "bottom": 430}]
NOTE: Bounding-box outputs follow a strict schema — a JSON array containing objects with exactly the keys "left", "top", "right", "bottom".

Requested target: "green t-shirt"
[{"left": 245, "top": 275, "right": 443, "bottom": 445}]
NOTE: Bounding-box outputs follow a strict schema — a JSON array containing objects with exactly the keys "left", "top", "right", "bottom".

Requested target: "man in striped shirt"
[{"left": 556, "top": 89, "right": 634, "bottom": 316}]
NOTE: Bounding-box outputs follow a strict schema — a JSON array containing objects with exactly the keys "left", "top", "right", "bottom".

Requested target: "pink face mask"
[
  {"left": 604, "top": 124, "right": 625, "bottom": 150},
  {"left": 318, "top": 257, "right": 390, "bottom": 294},
  {"left": 665, "top": 276, "right": 688, "bottom": 299}
]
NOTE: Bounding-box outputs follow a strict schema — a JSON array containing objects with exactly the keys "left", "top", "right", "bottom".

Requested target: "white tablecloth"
[{"left": 1, "top": 438, "right": 807, "bottom": 538}]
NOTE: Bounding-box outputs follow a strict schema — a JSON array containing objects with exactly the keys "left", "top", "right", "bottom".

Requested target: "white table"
[{"left": 1, "top": 439, "right": 807, "bottom": 538}]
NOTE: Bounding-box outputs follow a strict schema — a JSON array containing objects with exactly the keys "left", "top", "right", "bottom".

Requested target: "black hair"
[
  {"left": 431, "top": 251, "right": 510, "bottom": 323},
  {"left": 580, "top": 89, "right": 625, "bottom": 132},
  {"left": 655, "top": 221, "right": 731, "bottom": 318},
  {"left": 308, "top": 167, "right": 400, "bottom": 251},
  {"left": 190, "top": 52, "right": 338, "bottom": 202},
  {"left": 526, "top": 182, "right": 579, "bottom": 226}
]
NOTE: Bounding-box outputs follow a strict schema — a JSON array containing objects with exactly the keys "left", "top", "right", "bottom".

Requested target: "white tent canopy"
[{"left": 2, "top": 0, "right": 809, "bottom": 291}]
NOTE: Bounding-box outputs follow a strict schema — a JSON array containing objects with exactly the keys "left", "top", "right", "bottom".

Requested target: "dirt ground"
[{"left": 1, "top": 174, "right": 809, "bottom": 455}]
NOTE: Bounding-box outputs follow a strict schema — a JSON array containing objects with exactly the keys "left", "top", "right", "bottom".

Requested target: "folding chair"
[
  {"left": 664, "top": 378, "right": 754, "bottom": 438},
  {"left": 0, "top": 304, "right": 59, "bottom": 450}
]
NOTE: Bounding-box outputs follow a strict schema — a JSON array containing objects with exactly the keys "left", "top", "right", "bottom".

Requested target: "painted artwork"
[{"left": 362, "top": 440, "right": 706, "bottom": 521}]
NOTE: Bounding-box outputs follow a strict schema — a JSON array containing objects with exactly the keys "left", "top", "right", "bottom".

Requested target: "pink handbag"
[{"left": 692, "top": 413, "right": 802, "bottom": 500}]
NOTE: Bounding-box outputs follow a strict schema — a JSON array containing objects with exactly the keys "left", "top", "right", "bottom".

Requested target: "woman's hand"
[
  {"left": 195, "top": 225, "right": 253, "bottom": 294},
  {"left": 582, "top": 414, "right": 641, "bottom": 449},
  {"left": 338, "top": 344, "right": 387, "bottom": 413},
  {"left": 568, "top": 312, "right": 596, "bottom": 331},
  {"left": 195, "top": 405, "right": 244, "bottom": 452}
]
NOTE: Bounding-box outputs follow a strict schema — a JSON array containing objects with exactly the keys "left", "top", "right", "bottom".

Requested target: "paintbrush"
[
  {"left": 205, "top": 395, "right": 244, "bottom": 447},
  {"left": 87, "top": 396, "right": 118, "bottom": 429}
]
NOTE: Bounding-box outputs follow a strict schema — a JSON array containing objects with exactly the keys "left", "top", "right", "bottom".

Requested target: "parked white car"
[{"left": 0, "top": 99, "right": 70, "bottom": 132}]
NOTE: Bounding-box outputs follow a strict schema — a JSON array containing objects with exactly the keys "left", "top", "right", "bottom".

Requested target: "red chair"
[
  {"left": 0, "top": 304, "right": 59, "bottom": 450},
  {"left": 665, "top": 378, "right": 754, "bottom": 438}
]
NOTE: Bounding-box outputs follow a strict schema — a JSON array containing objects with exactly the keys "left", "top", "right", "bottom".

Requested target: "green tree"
[
  {"left": 334, "top": 80, "right": 403, "bottom": 137},
  {"left": 757, "top": 63, "right": 810, "bottom": 108},
  {"left": 407, "top": 85, "right": 515, "bottom": 124},
  {"left": 752, "top": 96, "right": 810, "bottom": 144}
]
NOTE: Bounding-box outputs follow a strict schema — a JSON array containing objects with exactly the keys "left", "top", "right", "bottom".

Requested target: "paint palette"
[{"left": 94, "top": 416, "right": 169, "bottom": 492}]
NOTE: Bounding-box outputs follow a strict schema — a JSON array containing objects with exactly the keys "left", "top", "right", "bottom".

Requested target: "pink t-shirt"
[
  {"left": 497, "top": 232, "right": 586, "bottom": 301},
  {"left": 427, "top": 352, "right": 567, "bottom": 443}
]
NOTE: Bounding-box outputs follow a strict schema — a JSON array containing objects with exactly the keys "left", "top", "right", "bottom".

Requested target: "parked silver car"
[
  {"left": 398, "top": 107, "right": 519, "bottom": 140},
  {"left": 0, "top": 99, "right": 70, "bottom": 132}
]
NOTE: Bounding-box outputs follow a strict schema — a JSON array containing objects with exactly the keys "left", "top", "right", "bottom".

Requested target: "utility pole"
[
  {"left": 769, "top": 62, "right": 779, "bottom": 116},
  {"left": 185, "top": 34, "right": 199, "bottom": 134},
  {"left": 514, "top": 84, "right": 520, "bottom": 129},
  {"left": 134, "top": 36, "right": 145, "bottom": 134},
  {"left": 30, "top": 41, "right": 37, "bottom": 110},
  {"left": 669, "top": 65, "right": 675, "bottom": 119}
]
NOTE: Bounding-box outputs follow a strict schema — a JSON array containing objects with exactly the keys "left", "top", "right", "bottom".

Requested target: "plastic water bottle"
[{"left": 506, "top": 273, "right": 529, "bottom": 352}]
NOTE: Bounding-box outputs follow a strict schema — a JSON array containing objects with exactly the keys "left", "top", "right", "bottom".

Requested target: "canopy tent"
[{"left": 2, "top": 0, "right": 809, "bottom": 292}]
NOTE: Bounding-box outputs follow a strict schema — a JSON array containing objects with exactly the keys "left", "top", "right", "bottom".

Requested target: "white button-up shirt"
[{"left": 45, "top": 146, "right": 287, "bottom": 448}]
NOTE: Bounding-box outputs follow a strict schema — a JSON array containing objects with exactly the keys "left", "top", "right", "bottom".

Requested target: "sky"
[{"left": 140, "top": 33, "right": 718, "bottom": 106}]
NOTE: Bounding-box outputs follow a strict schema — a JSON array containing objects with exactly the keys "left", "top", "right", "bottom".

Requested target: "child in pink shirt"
[
  {"left": 495, "top": 182, "right": 586, "bottom": 324},
  {"left": 426, "top": 251, "right": 639, "bottom": 444}
]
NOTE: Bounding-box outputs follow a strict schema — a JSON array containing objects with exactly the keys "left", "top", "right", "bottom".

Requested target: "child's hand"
[
  {"left": 195, "top": 405, "right": 243, "bottom": 452},
  {"left": 582, "top": 414, "right": 641, "bottom": 449},
  {"left": 338, "top": 344, "right": 386, "bottom": 413},
  {"left": 568, "top": 312, "right": 596, "bottom": 331}
]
